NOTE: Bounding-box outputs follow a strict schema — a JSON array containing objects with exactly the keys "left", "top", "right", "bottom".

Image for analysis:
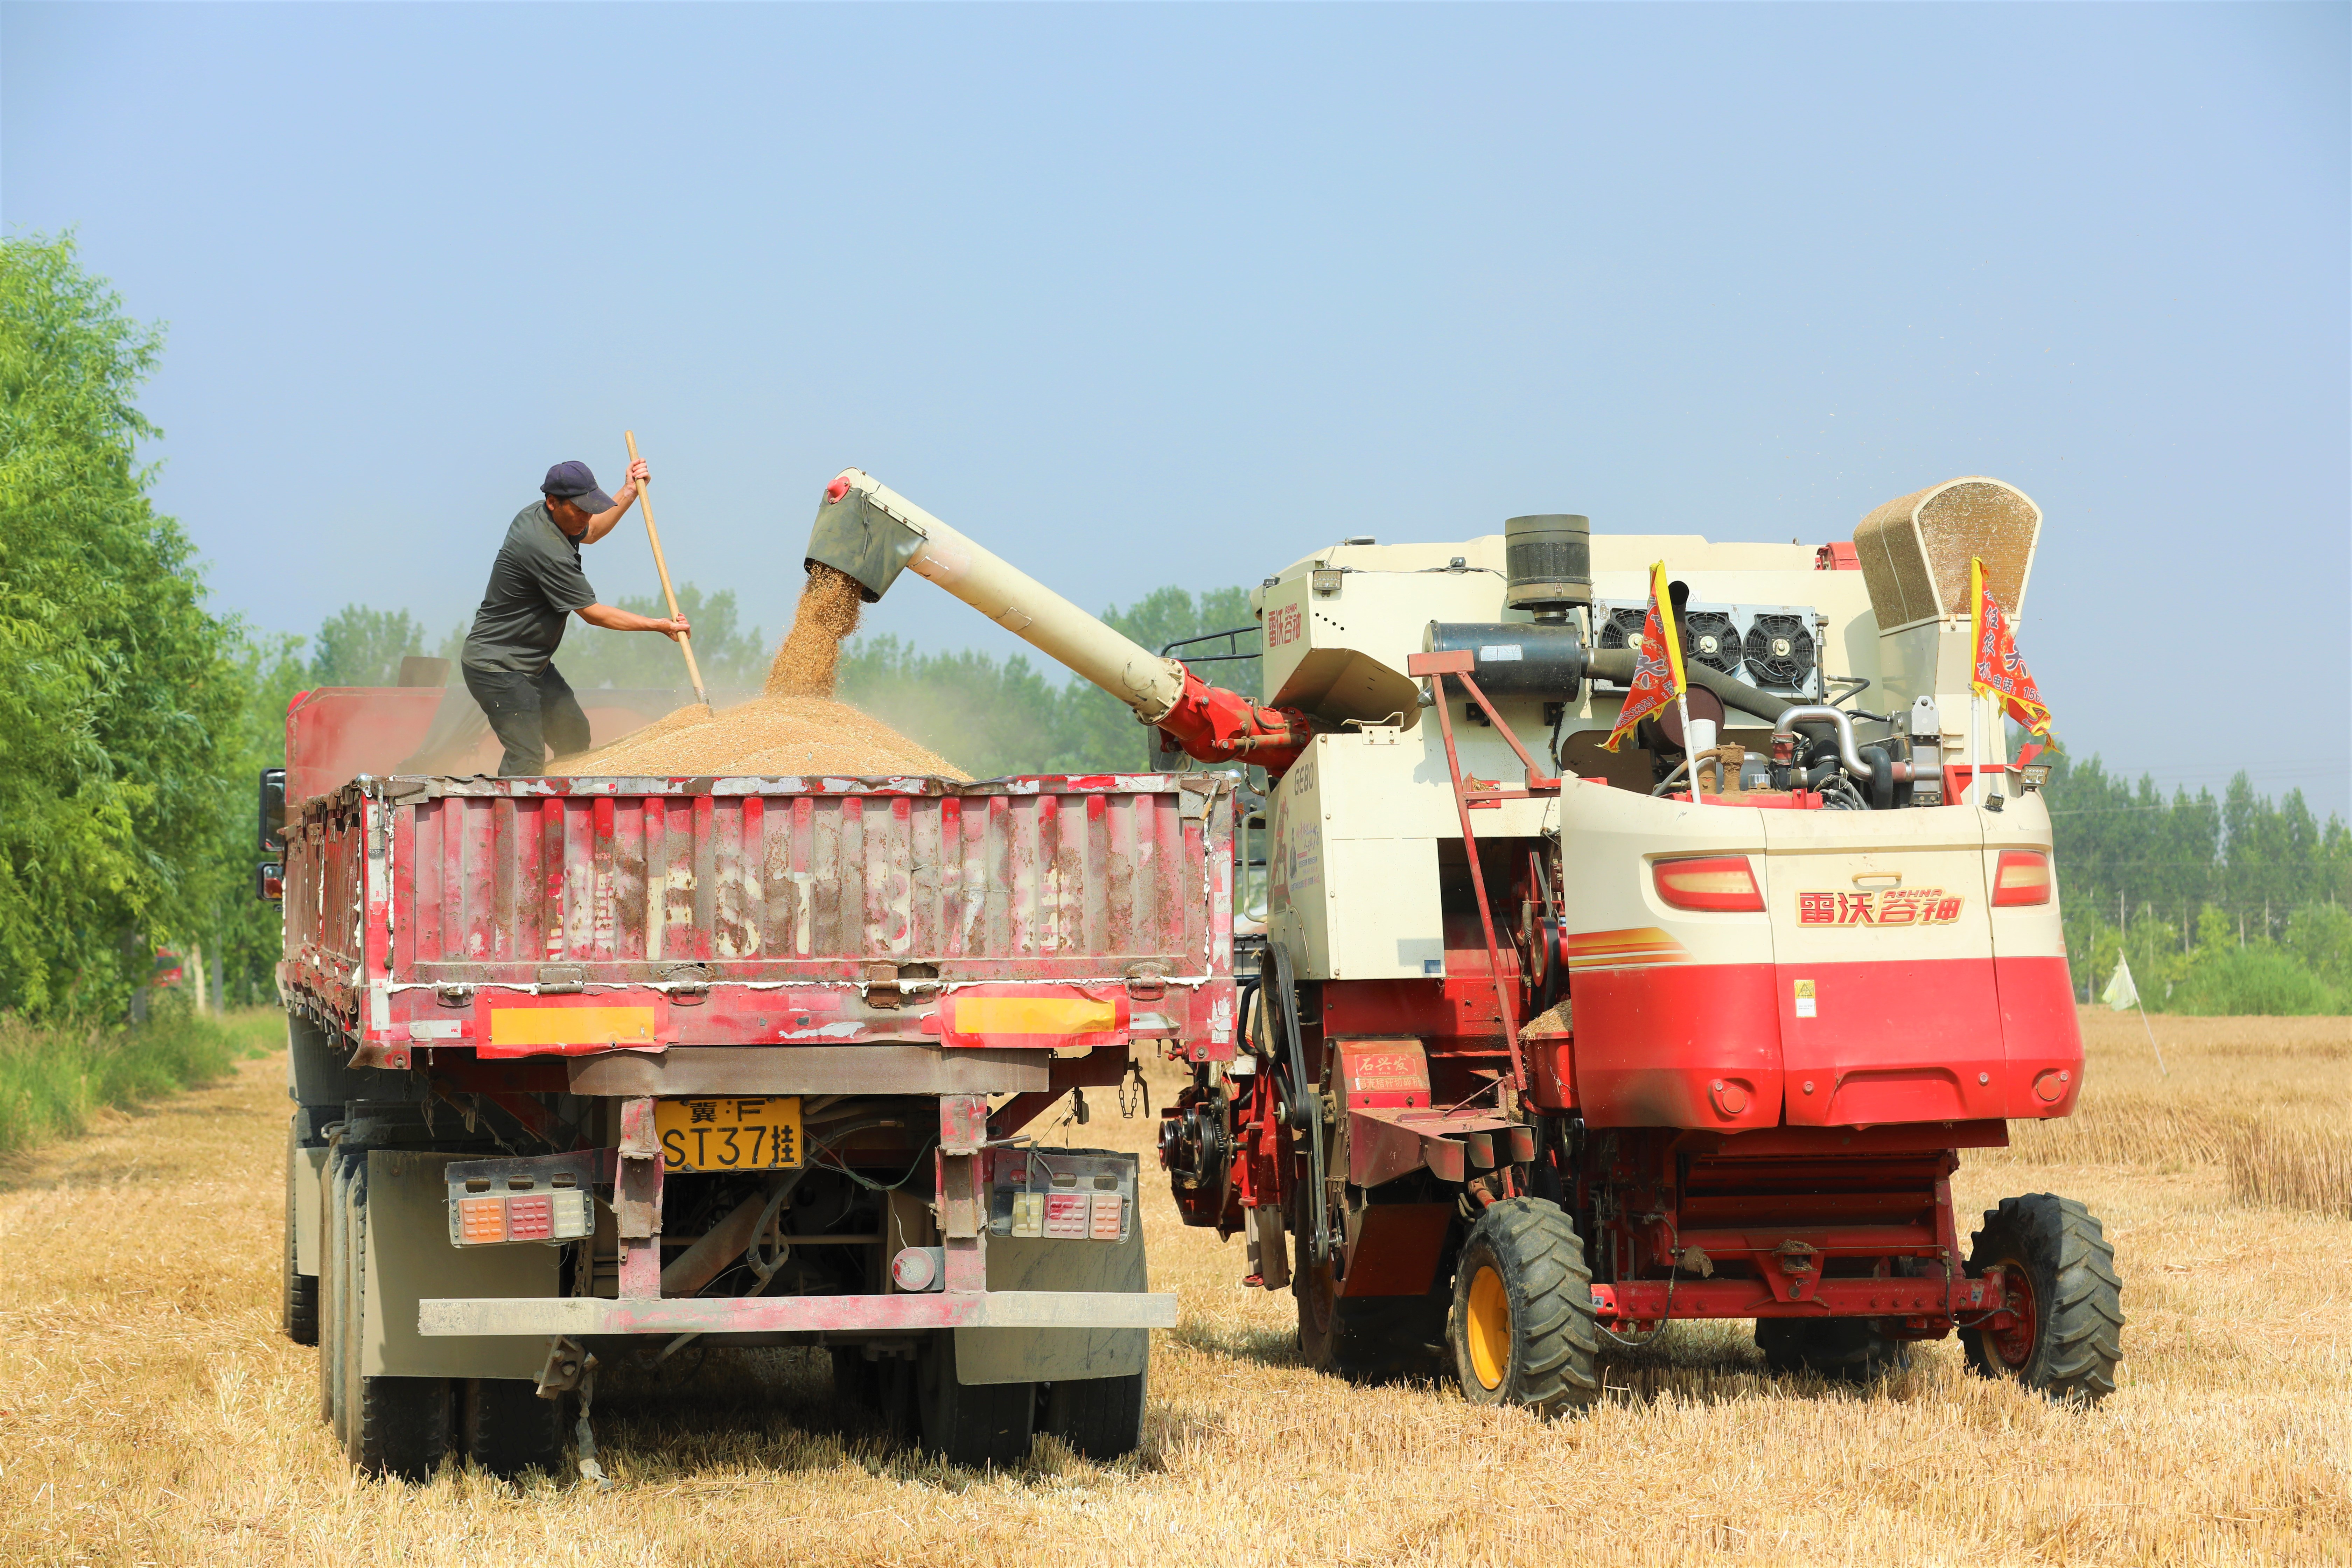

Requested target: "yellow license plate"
[{"left": 654, "top": 1096, "right": 803, "bottom": 1173}]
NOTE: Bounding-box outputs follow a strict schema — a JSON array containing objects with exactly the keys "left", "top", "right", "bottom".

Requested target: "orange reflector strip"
[
  {"left": 488, "top": 1006, "right": 657, "bottom": 1048},
  {"left": 951, "top": 996, "right": 1118, "bottom": 1036}
]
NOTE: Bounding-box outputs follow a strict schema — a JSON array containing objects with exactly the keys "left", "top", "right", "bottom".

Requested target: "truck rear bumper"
[{"left": 418, "top": 1289, "right": 1177, "bottom": 1337}]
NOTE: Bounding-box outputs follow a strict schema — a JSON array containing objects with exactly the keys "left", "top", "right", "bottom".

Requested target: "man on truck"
[{"left": 461, "top": 457, "right": 694, "bottom": 775}]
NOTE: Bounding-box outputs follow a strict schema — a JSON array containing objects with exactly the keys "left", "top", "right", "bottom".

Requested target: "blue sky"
[{"left": 6, "top": 2, "right": 2346, "bottom": 817}]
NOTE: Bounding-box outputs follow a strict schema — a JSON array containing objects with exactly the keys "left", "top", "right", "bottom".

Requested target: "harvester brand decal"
[
  {"left": 1268, "top": 603, "right": 1302, "bottom": 648},
  {"left": 1563, "top": 927, "right": 1691, "bottom": 973},
  {"left": 1797, "top": 889, "right": 1964, "bottom": 926}
]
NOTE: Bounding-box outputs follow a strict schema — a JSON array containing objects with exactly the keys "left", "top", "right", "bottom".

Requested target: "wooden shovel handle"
[{"left": 624, "top": 430, "right": 709, "bottom": 706}]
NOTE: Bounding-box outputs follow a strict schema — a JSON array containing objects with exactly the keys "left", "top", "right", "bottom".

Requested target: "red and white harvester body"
[{"left": 804, "top": 470, "right": 2123, "bottom": 1409}]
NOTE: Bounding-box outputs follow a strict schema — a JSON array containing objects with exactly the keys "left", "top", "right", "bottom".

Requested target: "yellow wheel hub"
[{"left": 1466, "top": 1265, "right": 1511, "bottom": 1391}]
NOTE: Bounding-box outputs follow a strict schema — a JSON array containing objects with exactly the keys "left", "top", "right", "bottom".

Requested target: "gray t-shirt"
[{"left": 461, "top": 502, "right": 598, "bottom": 674}]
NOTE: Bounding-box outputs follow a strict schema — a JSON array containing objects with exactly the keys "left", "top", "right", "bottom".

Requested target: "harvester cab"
[{"left": 802, "top": 469, "right": 2121, "bottom": 1412}]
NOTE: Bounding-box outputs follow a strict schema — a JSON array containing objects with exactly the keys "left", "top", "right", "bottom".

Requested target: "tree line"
[{"left": 4, "top": 233, "right": 2342, "bottom": 1021}]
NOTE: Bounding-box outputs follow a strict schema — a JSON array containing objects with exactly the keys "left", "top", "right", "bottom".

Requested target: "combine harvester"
[{"left": 804, "top": 469, "right": 2123, "bottom": 1410}]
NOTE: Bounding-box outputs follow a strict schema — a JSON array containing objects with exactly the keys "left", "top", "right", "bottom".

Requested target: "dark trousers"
[{"left": 463, "top": 662, "right": 592, "bottom": 776}]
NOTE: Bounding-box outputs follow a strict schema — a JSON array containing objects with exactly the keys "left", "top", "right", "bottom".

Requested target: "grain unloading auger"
[{"left": 806, "top": 468, "right": 2124, "bottom": 1408}]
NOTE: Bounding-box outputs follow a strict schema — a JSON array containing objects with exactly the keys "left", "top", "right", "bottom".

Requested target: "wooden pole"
[{"left": 625, "top": 430, "right": 710, "bottom": 709}]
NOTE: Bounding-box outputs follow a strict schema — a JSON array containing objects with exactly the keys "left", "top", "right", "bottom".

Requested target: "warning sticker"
[{"left": 1794, "top": 979, "right": 1818, "bottom": 1019}]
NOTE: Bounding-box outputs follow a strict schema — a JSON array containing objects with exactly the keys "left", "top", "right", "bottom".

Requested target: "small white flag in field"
[{"left": 2102, "top": 953, "right": 2139, "bottom": 1013}]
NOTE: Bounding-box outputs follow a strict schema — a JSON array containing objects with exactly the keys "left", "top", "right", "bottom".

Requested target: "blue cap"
[{"left": 541, "top": 460, "right": 615, "bottom": 515}]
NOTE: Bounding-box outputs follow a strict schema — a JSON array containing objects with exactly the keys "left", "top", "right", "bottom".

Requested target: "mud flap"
[
  {"left": 954, "top": 1225, "right": 1147, "bottom": 1387},
  {"left": 362, "top": 1150, "right": 556, "bottom": 1379}
]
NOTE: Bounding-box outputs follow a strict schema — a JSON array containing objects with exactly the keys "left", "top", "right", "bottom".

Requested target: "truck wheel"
[
  {"left": 832, "top": 1348, "right": 919, "bottom": 1440},
  {"left": 1040, "top": 1367, "right": 1147, "bottom": 1461},
  {"left": 1297, "top": 1261, "right": 1449, "bottom": 1381},
  {"left": 1960, "top": 1193, "right": 2124, "bottom": 1403},
  {"left": 460, "top": 1379, "right": 566, "bottom": 1479},
  {"left": 354, "top": 1377, "right": 451, "bottom": 1482},
  {"left": 1447, "top": 1198, "right": 1601, "bottom": 1415},
  {"left": 282, "top": 1127, "right": 318, "bottom": 1346},
  {"left": 1755, "top": 1318, "right": 1911, "bottom": 1382},
  {"left": 915, "top": 1332, "right": 1035, "bottom": 1468}
]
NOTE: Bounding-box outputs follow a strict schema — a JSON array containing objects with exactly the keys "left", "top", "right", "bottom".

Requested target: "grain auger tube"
[{"left": 803, "top": 470, "right": 1318, "bottom": 773}]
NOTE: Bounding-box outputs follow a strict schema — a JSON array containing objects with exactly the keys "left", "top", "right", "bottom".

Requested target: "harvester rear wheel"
[
  {"left": 1960, "top": 1194, "right": 2123, "bottom": 1402},
  {"left": 1296, "top": 1261, "right": 1448, "bottom": 1381},
  {"left": 1755, "top": 1317, "right": 1912, "bottom": 1383},
  {"left": 1446, "top": 1198, "right": 1600, "bottom": 1415}
]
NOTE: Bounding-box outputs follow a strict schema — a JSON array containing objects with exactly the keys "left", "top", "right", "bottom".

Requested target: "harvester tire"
[
  {"left": 1755, "top": 1317, "right": 1911, "bottom": 1383},
  {"left": 1447, "top": 1198, "right": 1601, "bottom": 1415},
  {"left": 1960, "top": 1193, "right": 2124, "bottom": 1403},
  {"left": 1040, "top": 1367, "right": 1147, "bottom": 1461},
  {"left": 915, "top": 1332, "right": 1035, "bottom": 1469},
  {"left": 460, "top": 1378, "right": 566, "bottom": 1479},
  {"left": 1297, "top": 1261, "right": 1449, "bottom": 1382},
  {"left": 282, "top": 1127, "right": 318, "bottom": 1346}
]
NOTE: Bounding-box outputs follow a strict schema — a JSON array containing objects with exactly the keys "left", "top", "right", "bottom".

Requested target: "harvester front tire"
[
  {"left": 1755, "top": 1317, "right": 1912, "bottom": 1383},
  {"left": 1447, "top": 1198, "right": 1601, "bottom": 1415},
  {"left": 1960, "top": 1193, "right": 2124, "bottom": 1403},
  {"left": 1040, "top": 1367, "right": 1147, "bottom": 1461},
  {"left": 460, "top": 1378, "right": 567, "bottom": 1479},
  {"left": 915, "top": 1332, "right": 1035, "bottom": 1469}
]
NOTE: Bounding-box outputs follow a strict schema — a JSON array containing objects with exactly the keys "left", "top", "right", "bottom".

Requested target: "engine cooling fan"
[
  {"left": 1744, "top": 614, "right": 1817, "bottom": 689},
  {"left": 1681, "top": 611, "right": 1741, "bottom": 677},
  {"left": 1595, "top": 607, "right": 1652, "bottom": 686}
]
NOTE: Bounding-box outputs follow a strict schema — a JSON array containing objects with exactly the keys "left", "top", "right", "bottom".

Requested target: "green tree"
[
  {"left": 0, "top": 234, "right": 242, "bottom": 1016},
  {"left": 550, "top": 584, "right": 769, "bottom": 691},
  {"left": 309, "top": 604, "right": 427, "bottom": 686}
]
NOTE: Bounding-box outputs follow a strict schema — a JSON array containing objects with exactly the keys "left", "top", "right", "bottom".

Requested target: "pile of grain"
[
  {"left": 553, "top": 566, "right": 968, "bottom": 779},
  {"left": 553, "top": 693, "right": 966, "bottom": 779}
]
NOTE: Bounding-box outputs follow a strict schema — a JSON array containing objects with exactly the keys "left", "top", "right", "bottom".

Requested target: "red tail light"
[
  {"left": 824, "top": 475, "right": 852, "bottom": 503},
  {"left": 1993, "top": 850, "right": 2052, "bottom": 906},
  {"left": 1653, "top": 855, "right": 1764, "bottom": 912}
]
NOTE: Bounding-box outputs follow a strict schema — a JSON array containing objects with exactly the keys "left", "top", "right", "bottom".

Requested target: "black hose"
[{"left": 1860, "top": 746, "right": 1895, "bottom": 811}]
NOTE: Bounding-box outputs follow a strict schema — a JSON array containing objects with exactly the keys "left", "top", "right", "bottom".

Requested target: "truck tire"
[
  {"left": 1040, "top": 1367, "right": 1147, "bottom": 1461},
  {"left": 354, "top": 1377, "right": 451, "bottom": 1482},
  {"left": 1755, "top": 1317, "right": 1911, "bottom": 1382},
  {"left": 341, "top": 1164, "right": 451, "bottom": 1480},
  {"left": 460, "top": 1379, "right": 566, "bottom": 1479},
  {"left": 1960, "top": 1193, "right": 2124, "bottom": 1403},
  {"left": 915, "top": 1332, "right": 1035, "bottom": 1468},
  {"left": 1447, "top": 1197, "right": 1601, "bottom": 1415},
  {"left": 1297, "top": 1260, "right": 1449, "bottom": 1382},
  {"left": 282, "top": 1126, "right": 318, "bottom": 1346}
]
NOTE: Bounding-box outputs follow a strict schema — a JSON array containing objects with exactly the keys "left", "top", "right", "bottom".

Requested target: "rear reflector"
[
  {"left": 1652, "top": 855, "right": 1765, "bottom": 912},
  {"left": 449, "top": 1186, "right": 594, "bottom": 1247},
  {"left": 1993, "top": 850, "right": 2052, "bottom": 906}
]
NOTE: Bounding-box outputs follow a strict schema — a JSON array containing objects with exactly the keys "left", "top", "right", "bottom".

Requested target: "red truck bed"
[{"left": 280, "top": 771, "right": 1238, "bottom": 1071}]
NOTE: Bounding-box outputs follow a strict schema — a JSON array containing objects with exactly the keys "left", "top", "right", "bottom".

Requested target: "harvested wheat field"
[{"left": 2, "top": 1009, "right": 2346, "bottom": 1568}]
